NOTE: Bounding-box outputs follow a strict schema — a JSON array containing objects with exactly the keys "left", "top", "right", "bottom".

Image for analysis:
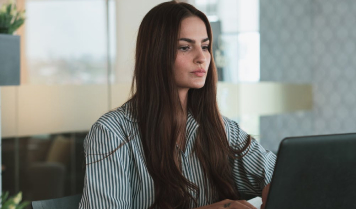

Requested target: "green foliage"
[
  {"left": 0, "top": 0, "right": 26, "bottom": 34},
  {"left": 1, "top": 191, "right": 30, "bottom": 209}
]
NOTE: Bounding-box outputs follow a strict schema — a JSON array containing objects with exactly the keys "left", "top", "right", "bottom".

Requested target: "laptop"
[{"left": 265, "top": 133, "right": 356, "bottom": 209}]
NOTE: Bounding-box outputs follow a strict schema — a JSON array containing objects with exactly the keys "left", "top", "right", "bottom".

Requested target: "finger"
[
  {"left": 233, "top": 200, "right": 257, "bottom": 209},
  {"left": 239, "top": 200, "right": 257, "bottom": 208},
  {"left": 229, "top": 203, "right": 252, "bottom": 209}
]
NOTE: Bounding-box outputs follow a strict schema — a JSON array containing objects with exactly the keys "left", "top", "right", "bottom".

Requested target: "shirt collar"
[
  {"left": 183, "top": 110, "right": 199, "bottom": 156},
  {"left": 123, "top": 101, "right": 138, "bottom": 122}
]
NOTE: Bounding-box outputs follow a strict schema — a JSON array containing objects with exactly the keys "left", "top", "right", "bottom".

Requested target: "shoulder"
[
  {"left": 222, "top": 115, "right": 237, "bottom": 130},
  {"left": 84, "top": 101, "right": 139, "bottom": 163},
  {"left": 85, "top": 101, "right": 139, "bottom": 151},
  {"left": 94, "top": 101, "right": 138, "bottom": 135},
  {"left": 221, "top": 116, "right": 241, "bottom": 137},
  {"left": 221, "top": 116, "right": 249, "bottom": 147}
]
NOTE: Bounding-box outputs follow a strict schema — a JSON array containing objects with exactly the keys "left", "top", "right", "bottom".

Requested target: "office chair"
[{"left": 31, "top": 194, "right": 82, "bottom": 209}]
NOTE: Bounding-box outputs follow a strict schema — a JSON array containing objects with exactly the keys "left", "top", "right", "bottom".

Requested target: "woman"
[{"left": 79, "top": 1, "right": 276, "bottom": 209}]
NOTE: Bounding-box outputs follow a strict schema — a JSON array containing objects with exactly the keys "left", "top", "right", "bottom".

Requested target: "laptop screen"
[{"left": 265, "top": 133, "right": 356, "bottom": 209}]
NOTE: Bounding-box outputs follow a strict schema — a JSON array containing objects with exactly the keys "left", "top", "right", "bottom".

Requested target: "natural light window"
[
  {"left": 190, "top": 0, "right": 260, "bottom": 83},
  {"left": 25, "top": 0, "right": 115, "bottom": 85}
]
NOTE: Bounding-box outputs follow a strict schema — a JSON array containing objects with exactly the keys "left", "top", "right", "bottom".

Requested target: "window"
[
  {"left": 190, "top": 0, "right": 261, "bottom": 138},
  {"left": 24, "top": 0, "right": 116, "bottom": 85}
]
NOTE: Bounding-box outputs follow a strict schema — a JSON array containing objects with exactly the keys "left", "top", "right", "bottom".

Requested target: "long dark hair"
[{"left": 128, "top": 1, "right": 251, "bottom": 209}]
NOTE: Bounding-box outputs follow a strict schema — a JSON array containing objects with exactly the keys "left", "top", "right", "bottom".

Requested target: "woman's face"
[{"left": 173, "top": 16, "right": 211, "bottom": 91}]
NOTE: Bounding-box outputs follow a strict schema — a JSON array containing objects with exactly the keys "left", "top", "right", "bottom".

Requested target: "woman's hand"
[
  {"left": 195, "top": 199, "right": 257, "bottom": 209},
  {"left": 261, "top": 184, "right": 270, "bottom": 209}
]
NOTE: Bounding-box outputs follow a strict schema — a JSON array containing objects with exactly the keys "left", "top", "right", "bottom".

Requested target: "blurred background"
[{"left": 1, "top": 0, "right": 355, "bottom": 207}]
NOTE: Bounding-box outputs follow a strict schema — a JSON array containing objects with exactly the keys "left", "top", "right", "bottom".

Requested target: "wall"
[
  {"left": 260, "top": 0, "right": 356, "bottom": 152},
  {"left": 114, "top": 0, "right": 168, "bottom": 83}
]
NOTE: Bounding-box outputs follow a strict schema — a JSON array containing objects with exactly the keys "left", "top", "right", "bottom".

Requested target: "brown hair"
[{"left": 128, "top": 1, "right": 251, "bottom": 209}]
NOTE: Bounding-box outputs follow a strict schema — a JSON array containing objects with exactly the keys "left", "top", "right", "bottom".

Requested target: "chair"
[
  {"left": 31, "top": 194, "right": 82, "bottom": 209},
  {"left": 28, "top": 162, "right": 66, "bottom": 200}
]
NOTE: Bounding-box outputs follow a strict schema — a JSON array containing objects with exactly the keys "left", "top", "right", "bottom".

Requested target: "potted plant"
[
  {"left": 0, "top": 0, "right": 25, "bottom": 86},
  {"left": 1, "top": 191, "right": 29, "bottom": 209}
]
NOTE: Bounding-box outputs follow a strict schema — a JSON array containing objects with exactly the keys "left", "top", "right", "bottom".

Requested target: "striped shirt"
[{"left": 79, "top": 101, "right": 276, "bottom": 209}]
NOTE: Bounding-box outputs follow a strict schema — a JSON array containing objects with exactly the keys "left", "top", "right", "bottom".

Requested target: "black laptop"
[{"left": 265, "top": 133, "right": 356, "bottom": 209}]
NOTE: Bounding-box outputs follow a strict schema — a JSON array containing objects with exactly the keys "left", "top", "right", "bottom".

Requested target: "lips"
[{"left": 191, "top": 69, "right": 206, "bottom": 77}]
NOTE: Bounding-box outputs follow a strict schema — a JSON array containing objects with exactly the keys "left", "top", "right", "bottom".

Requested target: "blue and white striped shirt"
[{"left": 79, "top": 101, "right": 276, "bottom": 209}]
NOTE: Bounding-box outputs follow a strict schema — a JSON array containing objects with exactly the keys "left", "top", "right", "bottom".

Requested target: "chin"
[{"left": 190, "top": 82, "right": 206, "bottom": 89}]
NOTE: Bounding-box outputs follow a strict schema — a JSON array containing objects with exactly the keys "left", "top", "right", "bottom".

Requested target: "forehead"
[{"left": 179, "top": 16, "right": 208, "bottom": 38}]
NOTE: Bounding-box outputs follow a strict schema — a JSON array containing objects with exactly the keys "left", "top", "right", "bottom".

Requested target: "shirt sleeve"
[
  {"left": 79, "top": 123, "right": 132, "bottom": 209},
  {"left": 225, "top": 118, "right": 276, "bottom": 196}
]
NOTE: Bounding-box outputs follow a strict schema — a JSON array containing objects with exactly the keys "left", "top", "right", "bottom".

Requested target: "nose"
[{"left": 194, "top": 47, "right": 207, "bottom": 65}]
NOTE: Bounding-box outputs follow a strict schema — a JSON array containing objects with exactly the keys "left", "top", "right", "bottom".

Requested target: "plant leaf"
[
  {"left": 1, "top": 191, "right": 10, "bottom": 205},
  {"left": 17, "top": 201, "right": 30, "bottom": 209}
]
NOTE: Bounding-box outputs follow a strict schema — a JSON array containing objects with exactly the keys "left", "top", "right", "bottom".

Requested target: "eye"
[
  {"left": 179, "top": 46, "right": 191, "bottom": 51},
  {"left": 202, "top": 45, "right": 209, "bottom": 51}
]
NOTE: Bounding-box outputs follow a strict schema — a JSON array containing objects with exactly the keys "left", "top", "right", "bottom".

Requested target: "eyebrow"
[{"left": 178, "top": 38, "right": 210, "bottom": 43}]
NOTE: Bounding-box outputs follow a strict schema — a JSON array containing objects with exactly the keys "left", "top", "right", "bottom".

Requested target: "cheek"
[
  {"left": 174, "top": 55, "right": 189, "bottom": 75},
  {"left": 206, "top": 52, "right": 212, "bottom": 64},
  {"left": 174, "top": 55, "right": 188, "bottom": 69}
]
